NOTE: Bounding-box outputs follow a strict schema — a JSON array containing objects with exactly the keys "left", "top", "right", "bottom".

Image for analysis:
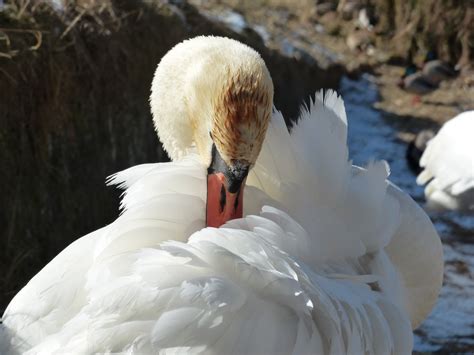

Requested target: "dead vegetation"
[{"left": 371, "top": 0, "right": 473, "bottom": 68}]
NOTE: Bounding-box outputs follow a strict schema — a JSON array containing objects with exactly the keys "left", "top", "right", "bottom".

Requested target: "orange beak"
[{"left": 206, "top": 172, "right": 245, "bottom": 228}]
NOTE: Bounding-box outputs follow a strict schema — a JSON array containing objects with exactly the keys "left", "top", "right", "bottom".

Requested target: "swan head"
[{"left": 150, "top": 37, "right": 273, "bottom": 227}]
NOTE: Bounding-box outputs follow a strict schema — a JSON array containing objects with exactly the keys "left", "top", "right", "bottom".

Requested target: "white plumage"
[
  {"left": 417, "top": 110, "right": 474, "bottom": 211},
  {"left": 1, "top": 37, "right": 443, "bottom": 354}
]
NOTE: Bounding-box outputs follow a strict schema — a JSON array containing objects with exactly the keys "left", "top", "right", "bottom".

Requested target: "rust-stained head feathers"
[
  {"left": 151, "top": 36, "right": 273, "bottom": 167},
  {"left": 210, "top": 66, "right": 273, "bottom": 168}
]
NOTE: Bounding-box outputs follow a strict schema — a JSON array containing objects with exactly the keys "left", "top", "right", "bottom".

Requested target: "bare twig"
[
  {"left": 59, "top": 8, "right": 86, "bottom": 40},
  {"left": 16, "top": 0, "right": 31, "bottom": 19},
  {"left": 0, "top": 28, "right": 45, "bottom": 52},
  {"left": 53, "top": 39, "right": 75, "bottom": 52},
  {"left": 0, "top": 28, "right": 50, "bottom": 34},
  {"left": 29, "top": 30, "right": 42, "bottom": 50},
  {"left": 0, "top": 31, "right": 11, "bottom": 47},
  {"left": 0, "top": 51, "right": 13, "bottom": 59},
  {"left": 0, "top": 67, "right": 18, "bottom": 85},
  {"left": 0, "top": 49, "right": 19, "bottom": 58}
]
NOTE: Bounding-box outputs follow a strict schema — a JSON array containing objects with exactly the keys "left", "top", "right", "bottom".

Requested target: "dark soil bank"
[{"left": 0, "top": 1, "right": 343, "bottom": 310}]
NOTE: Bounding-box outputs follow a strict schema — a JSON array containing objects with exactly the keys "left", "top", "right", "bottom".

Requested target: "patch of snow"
[
  {"left": 279, "top": 39, "right": 316, "bottom": 65},
  {"left": 216, "top": 10, "right": 248, "bottom": 34},
  {"left": 315, "top": 24, "right": 325, "bottom": 34},
  {"left": 47, "top": 0, "right": 64, "bottom": 12},
  {"left": 357, "top": 9, "right": 373, "bottom": 31},
  {"left": 168, "top": 4, "right": 188, "bottom": 27},
  {"left": 311, "top": 43, "right": 343, "bottom": 63},
  {"left": 253, "top": 25, "right": 271, "bottom": 44},
  {"left": 280, "top": 38, "right": 296, "bottom": 57},
  {"left": 198, "top": 9, "right": 248, "bottom": 34}
]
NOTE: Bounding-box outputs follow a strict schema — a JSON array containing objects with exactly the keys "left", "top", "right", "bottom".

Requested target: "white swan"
[
  {"left": 417, "top": 110, "right": 474, "bottom": 211},
  {"left": 1, "top": 36, "right": 443, "bottom": 354}
]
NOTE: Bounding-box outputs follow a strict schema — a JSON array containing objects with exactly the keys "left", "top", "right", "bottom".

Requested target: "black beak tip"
[
  {"left": 227, "top": 161, "right": 250, "bottom": 193},
  {"left": 208, "top": 144, "right": 250, "bottom": 194}
]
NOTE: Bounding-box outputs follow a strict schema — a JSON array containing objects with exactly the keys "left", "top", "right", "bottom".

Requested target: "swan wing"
[
  {"left": 1, "top": 228, "right": 104, "bottom": 354},
  {"left": 1, "top": 155, "right": 207, "bottom": 353},
  {"left": 384, "top": 180, "right": 443, "bottom": 328},
  {"left": 249, "top": 89, "right": 443, "bottom": 328}
]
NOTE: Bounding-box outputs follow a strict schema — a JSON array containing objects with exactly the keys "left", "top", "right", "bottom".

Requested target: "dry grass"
[
  {"left": 205, "top": 0, "right": 472, "bottom": 66},
  {"left": 373, "top": 0, "right": 473, "bottom": 66}
]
